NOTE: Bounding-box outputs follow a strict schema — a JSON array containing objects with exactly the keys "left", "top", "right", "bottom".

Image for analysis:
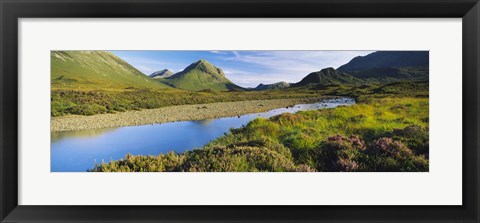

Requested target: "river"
[{"left": 51, "top": 97, "right": 355, "bottom": 172}]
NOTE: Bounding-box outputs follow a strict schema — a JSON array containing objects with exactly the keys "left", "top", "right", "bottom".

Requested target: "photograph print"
[{"left": 51, "top": 50, "right": 429, "bottom": 172}]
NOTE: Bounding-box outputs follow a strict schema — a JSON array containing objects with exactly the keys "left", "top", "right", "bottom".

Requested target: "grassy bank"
[
  {"left": 51, "top": 81, "right": 428, "bottom": 117},
  {"left": 90, "top": 95, "right": 429, "bottom": 172},
  {"left": 51, "top": 89, "right": 321, "bottom": 117}
]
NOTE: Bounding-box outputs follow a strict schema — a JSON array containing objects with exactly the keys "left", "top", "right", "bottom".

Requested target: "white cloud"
[
  {"left": 226, "top": 51, "right": 372, "bottom": 73},
  {"left": 209, "top": 51, "right": 228, "bottom": 54},
  {"left": 231, "top": 51, "right": 241, "bottom": 59}
]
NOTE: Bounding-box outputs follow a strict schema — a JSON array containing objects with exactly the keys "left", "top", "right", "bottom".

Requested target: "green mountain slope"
[
  {"left": 337, "top": 51, "right": 429, "bottom": 72},
  {"left": 292, "top": 68, "right": 363, "bottom": 88},
  {"left": 150, "top": 69, "right": 174, "bottom": 79},
  {"left": 337, "top": 51, "right": 429, "bottom": 83},
  {"left": 51, "top": 51, "right": 171, "bottom": 90},
  {"left": 373, "top": 81, "right": 429, "bottom": 94},
  {"left": 254, "top": 81, "right": 290, "bottom": 90},
  {"left": 160, "top": 59, "right": 243, "bottom": 91}
]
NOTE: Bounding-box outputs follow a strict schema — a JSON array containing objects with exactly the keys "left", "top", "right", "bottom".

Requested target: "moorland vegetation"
[{"left": 52, "top": 50, "right": 430, "bottom": 172}]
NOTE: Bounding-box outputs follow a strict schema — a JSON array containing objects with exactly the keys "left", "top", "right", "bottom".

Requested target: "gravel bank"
[{"left": 51, "top": 98, "right": 320, "bottom": 132}]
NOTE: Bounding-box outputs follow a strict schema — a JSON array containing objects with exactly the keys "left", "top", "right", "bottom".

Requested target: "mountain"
[
  {"left": 292, "top": 68, "right": 363, "bottom": 87},
  {"left": 51, "top": 51, "right": 171, "bottom": 90},
  {"left": 150, "top": 69, "right": 174, "bottom": 79},
  {"left": 254, "top": 81, "right": 290, "bottom": 90},
  {"left": 160, "top": 59, "right": 243, "bottom": 91},
  {"left": 337, "top": 51, "right": 429, "bottom": 72}
]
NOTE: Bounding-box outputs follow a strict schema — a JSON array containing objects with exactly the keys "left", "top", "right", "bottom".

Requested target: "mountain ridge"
[
  {"left": 337, "top": 51, "right": 429, "bottom": 72},
  {"left": 337, "top": 51, "right": 429, "bottom": 83},
  {"left": 52, "top": 51, "right": 429, "bottom": 92},
  {"left": 291, "top": 67, "right": 363, "bottom": 88},
  {"left": 254, "top": 81, "right": 291, "bottom": 90}
]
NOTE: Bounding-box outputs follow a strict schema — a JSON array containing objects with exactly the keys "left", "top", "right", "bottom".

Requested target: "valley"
[{"left": 51, "top": 50, "right": 430, "bottom": 172}]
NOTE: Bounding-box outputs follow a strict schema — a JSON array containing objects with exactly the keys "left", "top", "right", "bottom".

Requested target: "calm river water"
[{"left": 51, "top": 98, "right": 355, "bottom": 172}]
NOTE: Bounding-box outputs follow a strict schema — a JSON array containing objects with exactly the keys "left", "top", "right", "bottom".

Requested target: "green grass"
[
  {"left": 90, "top": 95, "right": 429, "bottom": 172},
  {"left": 51, "top": 88, "right": 322, "bottom": 117}
]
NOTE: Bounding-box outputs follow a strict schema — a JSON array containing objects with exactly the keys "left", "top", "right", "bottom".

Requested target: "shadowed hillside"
[{"left": 292, "top": 68, "right": 363, "bottom": 88}]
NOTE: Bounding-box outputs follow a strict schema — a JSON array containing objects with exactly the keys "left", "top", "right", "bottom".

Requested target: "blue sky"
[{"left": 112, "top": 51, "right": 374, "bottom": 88}]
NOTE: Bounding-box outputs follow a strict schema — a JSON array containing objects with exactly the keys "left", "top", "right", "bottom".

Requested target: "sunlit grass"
[{"left": 91, "top": 96, "right": 429, "bottom": 172}]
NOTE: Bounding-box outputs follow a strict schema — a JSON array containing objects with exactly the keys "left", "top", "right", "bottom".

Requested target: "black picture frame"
[{"left": 1, "top": 0, "right": 479, "bottom": 222}]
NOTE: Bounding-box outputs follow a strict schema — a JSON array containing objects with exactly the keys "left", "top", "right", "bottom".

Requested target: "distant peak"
[
  {"left": 182, "top": 59, "right": 225, "bottom": 77},
  {"left": 151, "top": 69, "right": 171, "bottom": 74},
  {"left": 320, "top": 67, "right": 336, "bottom": 72},
  {"left": 195, "top": 59, "right": 209, "bottom": 65},
  {"left": 187, "top": 59, "right": 213, "bottom": 69},
  {"left": 149, "top": 69, "right": 174, "bottom": 78}
]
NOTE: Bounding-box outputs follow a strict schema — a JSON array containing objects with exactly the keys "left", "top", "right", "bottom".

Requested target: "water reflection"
[
  {"left": 196, "top": 119, "right": 214, "bottom": 126},
  {"left": 51, "top": 127, "right": 118, "bottom": 143}
]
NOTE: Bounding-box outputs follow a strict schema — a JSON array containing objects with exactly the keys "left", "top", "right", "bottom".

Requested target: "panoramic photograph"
[{"left": 51, "top": 50, "right": 429, "bottom": 172}]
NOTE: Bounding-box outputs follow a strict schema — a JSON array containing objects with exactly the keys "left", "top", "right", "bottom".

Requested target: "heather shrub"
[
  {"left": 364, "top": 137, "right": 428, "bottom": 171},
  {"left": 393, "top": 125, "right": 429, "bottom": 156},
  {"left": 336, "top": 158, "right": 360, "bottom": 172},
  {"left": 223, "top": 137, "right": 293, "bottom": 160},
  {"left": 366, "top": 137, "right": 413, "bottom": 157},
  {"left": 315, "top": 135, "right": 366, "bottom": 171},
  {"left": 90, "top": 152, "right": 187, "bottom": 172},
  {"left": 182, "top": 146, "right": 299, "bottom": 172},
  {"left": 91, "top": 145, "right": 308, "bottom": 172}
]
